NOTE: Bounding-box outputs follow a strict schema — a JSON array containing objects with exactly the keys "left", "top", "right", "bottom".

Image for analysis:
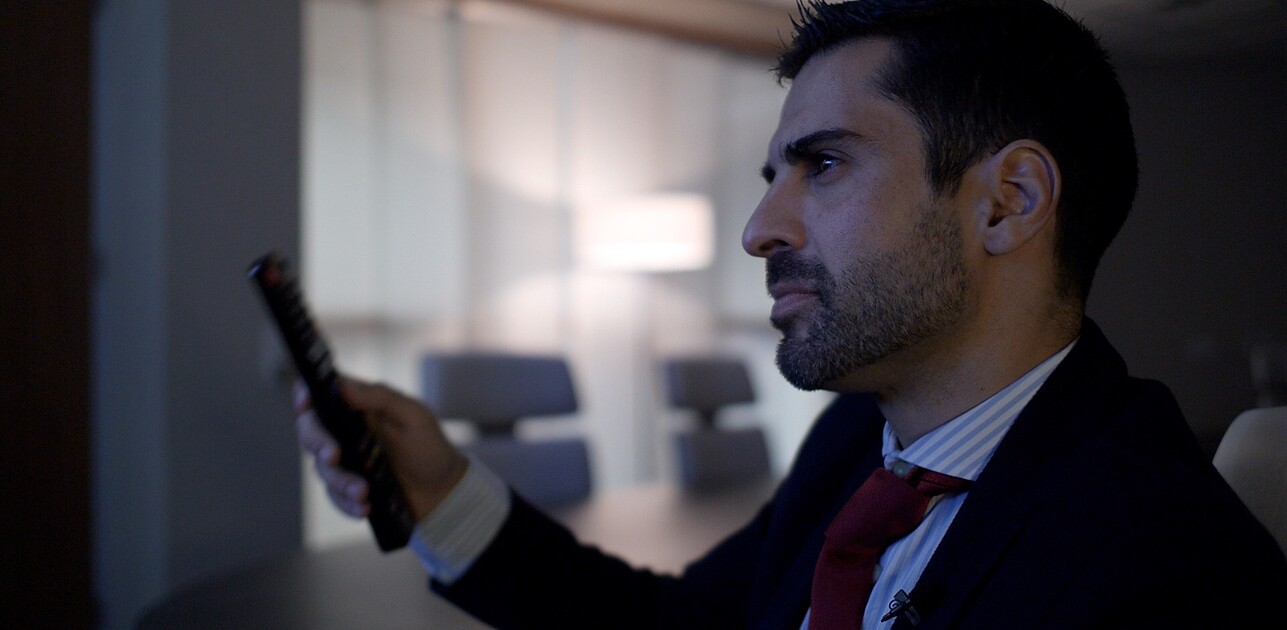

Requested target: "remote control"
[{"left": 248, "top": 252, "right": 414, "bottom": 551}]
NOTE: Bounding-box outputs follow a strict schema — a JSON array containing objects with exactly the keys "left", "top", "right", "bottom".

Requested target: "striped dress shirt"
[{"left": 802, "top": 340, "right": 1076, "bottom": 629}]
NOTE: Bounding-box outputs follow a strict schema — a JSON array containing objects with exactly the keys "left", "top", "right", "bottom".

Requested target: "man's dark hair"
[{"left": 776, "top": 0, "right": 1138, "bottom": 302}]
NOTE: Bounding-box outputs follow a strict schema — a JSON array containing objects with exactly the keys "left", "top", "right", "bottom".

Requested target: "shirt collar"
[{"left": 882, "top": 340, "right": 1077, "bottom": 481}]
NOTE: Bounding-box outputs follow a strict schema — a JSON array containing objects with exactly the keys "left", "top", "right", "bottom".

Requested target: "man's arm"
[{"left": 297, "top": 378, "right": 765, "bottom": 628}]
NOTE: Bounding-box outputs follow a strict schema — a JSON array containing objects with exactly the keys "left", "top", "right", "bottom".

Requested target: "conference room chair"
[
  {"left": 1213, "top": 406, "right": 1287, "bottom": 555},
  {"left": 421, "top": 352, "right": 592, "bottom": 510},
  {"left": 662, "top": 356, "right": 773, "bottom": 491}
]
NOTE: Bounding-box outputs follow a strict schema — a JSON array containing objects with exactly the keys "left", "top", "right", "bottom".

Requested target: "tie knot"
[{"left": 903, "top": 465, "right": 972, "bottom": 497}]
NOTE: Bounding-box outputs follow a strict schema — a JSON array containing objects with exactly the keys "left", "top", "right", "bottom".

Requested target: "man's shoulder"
[
  {"left": 944, "top": 370, "right": 1287, "bottom": 626},
  {"left": 1040, "top": 372, "right": 1284, "bottom": 572},
  {"left": 1031, "top": 372, "right": 1245, "bottom": 525}
]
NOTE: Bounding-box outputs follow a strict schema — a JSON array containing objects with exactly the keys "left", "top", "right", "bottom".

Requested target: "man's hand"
[{"left": 296, "top": 379, "right": 469, "bottom": 523}]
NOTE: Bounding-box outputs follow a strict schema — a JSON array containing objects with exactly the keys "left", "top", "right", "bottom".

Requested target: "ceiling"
[
  {"left": 488, "top": 0, "right": 1285, "bottom": 63},
  {"left": 742, "top": 0, "right": 1287, "bottom": 63}
]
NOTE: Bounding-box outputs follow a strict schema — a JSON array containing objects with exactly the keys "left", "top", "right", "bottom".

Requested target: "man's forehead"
[{"left": 768, "top": 39, "right": 900, "bottom": 157}]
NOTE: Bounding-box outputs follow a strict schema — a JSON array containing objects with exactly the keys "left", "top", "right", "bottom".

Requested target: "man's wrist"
[
  {"left": 409, "top": 456, "right": 511, "bottom": 584},
  {"left": 406, "top": 450, "right": 471, "bottom": 522}
]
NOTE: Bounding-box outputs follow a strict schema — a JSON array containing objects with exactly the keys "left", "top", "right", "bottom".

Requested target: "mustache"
[{"left": 766, "top": 251, "right": 831, "bottom": 289}]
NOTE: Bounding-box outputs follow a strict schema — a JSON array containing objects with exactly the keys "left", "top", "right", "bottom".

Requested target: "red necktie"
[{"left": 808, "top": 466, "right": 971, "bottom": 629}]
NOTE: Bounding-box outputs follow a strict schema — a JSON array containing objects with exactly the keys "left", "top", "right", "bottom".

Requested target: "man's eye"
[{"left": 809, "top": 156, "right": 841, "bottom": 177}]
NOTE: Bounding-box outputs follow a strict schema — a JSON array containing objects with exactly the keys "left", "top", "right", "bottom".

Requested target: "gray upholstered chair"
[
  {"left": 1213, "top": 406, "right": 1287, "bottom": 555},
  {"left": 421, "top": 352, "right": 592, "bottom": 510},
  {"left": 662, "top": 356, "right": 772, "bottom": 490}
]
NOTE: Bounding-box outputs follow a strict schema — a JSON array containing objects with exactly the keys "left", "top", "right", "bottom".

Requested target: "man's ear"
[{"left": 980, "top": 140, "right": 1061, "bottom": 256}]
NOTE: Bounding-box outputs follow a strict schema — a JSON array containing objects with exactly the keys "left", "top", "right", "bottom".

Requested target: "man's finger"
[
  {"left": 340, "top": 379, "right": 427, "bottom": 431},
  {"left": 326, "top": 485, "right": 370, "bottom": 518},
  {"left": 314, "top": 453, "right": 366, "bottom": 496},
  {"left": 294, "top": 380, "right": 313, "bottom": 412},
  {"left": 297, "top": 411, "right": 338, "bottom": 463}
]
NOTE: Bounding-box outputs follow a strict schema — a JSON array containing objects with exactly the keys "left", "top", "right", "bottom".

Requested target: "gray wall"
[
  {"left": 92, "top": 1, "right": 302, "bottom": 627},
  {"left": 1091, "top": 57, "right": 1287, "bottom": 454}
]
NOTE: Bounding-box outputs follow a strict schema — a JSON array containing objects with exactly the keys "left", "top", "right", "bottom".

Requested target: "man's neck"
[{"left": 865, "top": 315, "right": 1080, "bottom": 448}]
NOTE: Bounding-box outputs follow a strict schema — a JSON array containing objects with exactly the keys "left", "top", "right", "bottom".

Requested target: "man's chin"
[
  {"left": 774, "top": 339, "right": 830, "bottom": 392},
  {"left": 776, "top": 356, "right": 861, "bottom": 394}
]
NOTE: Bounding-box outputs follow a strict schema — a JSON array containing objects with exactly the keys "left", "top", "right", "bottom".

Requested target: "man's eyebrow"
[{"left": 781, "top": 128, "right": 863, "bottom": 165}]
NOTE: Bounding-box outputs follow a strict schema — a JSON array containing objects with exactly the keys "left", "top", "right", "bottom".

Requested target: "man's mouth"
[
  {"left": 765, "top": 252, "right": 829, "bottom": 330},
  {"left": 769, "top": 283, "right": 820, "bottom": 325}
]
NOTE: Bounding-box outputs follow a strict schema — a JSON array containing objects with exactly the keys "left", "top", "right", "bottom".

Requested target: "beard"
[{"left": 768, "top": 202, "right": 970, "bottom": 390}]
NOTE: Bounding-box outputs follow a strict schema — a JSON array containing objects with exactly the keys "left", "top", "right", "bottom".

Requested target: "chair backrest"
[
  {"left": 421, "top": 352, "right": 591, "bottom": 509},
  {"left": 663, "top": 357, "right": 755, "bottom": 427},
  {"left": 469, "top": 437, "right": 592, "bottom": 509},
  {"left": 422, "top": 352, "right": 578, "bottom": 435},
  {"left": 1213, "top": 406, "right": 1287, "bottom": 555},
  {"left": 662, "top": 356, "right": 771, "bottom": 490},
  {"left": 673, "top": 427, "right": 771, "bottom": 490}
]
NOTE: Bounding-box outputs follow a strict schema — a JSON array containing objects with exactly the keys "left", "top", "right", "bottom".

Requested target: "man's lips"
[
  {"left": 769, "top": 281, "right": 817, "bottom": 301},
  {"left": 769, "top": 283, "right": 819, "bottom": 322}
]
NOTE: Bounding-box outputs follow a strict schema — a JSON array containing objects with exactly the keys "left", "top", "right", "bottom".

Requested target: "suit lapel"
[
  {"left": 898, "top": 320, "right": 1132, "bottom": 628},
  {"left": 766, "top": 448, "right": 883, "bottom": 629},
  {"left": 752, "top": 394, "right": 887, "bottom": 629}
]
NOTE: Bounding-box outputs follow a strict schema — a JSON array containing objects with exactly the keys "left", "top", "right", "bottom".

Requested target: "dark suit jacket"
[{"left": 433, "top": 321, "right": 1287, "bottom": 628}]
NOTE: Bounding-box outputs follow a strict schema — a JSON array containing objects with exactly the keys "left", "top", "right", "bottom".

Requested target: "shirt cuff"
[{"left": 408, "top": 455, "right": 511, "bottom": 584}]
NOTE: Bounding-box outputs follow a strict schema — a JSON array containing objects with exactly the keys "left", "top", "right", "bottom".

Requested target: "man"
[{"left": 300, "top": 1, "right": 1287, "bottom": 627}]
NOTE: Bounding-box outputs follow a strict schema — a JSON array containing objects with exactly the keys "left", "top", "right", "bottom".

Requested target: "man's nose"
[{"left": 742, "top": 182, "right": 805, "bottom": 259}]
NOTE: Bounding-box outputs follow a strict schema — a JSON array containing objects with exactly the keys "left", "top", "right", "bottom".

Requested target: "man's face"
[{"left": 743, "top": 39, "right": 973, "bottom": 392}]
